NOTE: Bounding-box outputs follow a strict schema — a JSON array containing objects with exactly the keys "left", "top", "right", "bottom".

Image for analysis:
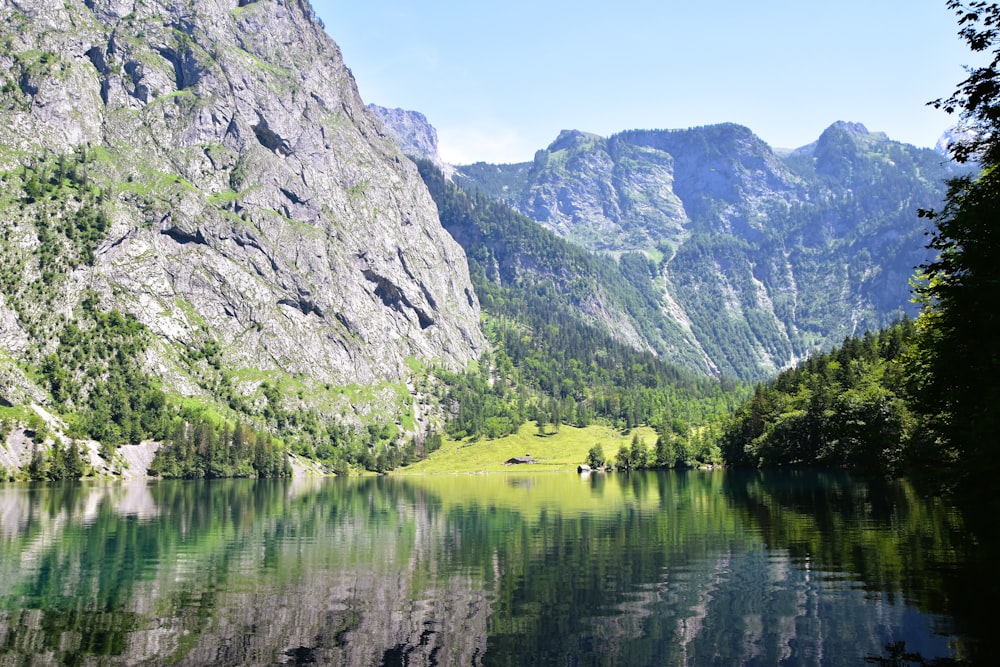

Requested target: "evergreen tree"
[
  {"left": 614, "top": 443, "right": 632, "bottom": 471},
  {"left": 629, "top": 433, "right": 649, "bottom": 469},
  {"left": 914, "top": 1, "right": 1000, "bottom": 504}
]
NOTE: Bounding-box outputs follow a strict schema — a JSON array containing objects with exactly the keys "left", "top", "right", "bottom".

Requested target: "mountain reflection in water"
[{"left": 0, "top": 471, "right": 987, "bottom": 665}]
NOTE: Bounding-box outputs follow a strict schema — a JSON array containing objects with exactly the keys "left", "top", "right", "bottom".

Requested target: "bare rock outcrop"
[{"left": 0, "top": 0, "right": 485, "bottom": 421}]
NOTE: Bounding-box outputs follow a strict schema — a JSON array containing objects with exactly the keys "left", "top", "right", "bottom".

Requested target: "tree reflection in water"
[{"left": 0, "top": 471, "right": 988, "bottom": 665}]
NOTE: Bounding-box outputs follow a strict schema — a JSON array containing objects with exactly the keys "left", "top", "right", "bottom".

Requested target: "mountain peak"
[
  {"left": 826, "top": 121, "right": 871, "bottom": 137},
  {"left": 547, "top": 129, "right": 604, "bottom": 153},
  {"left": 368, "top": 104, "right": 444, "bottom": 166},
  {"left": 818, "top": 121, "right": 891, "bottom": 145}
]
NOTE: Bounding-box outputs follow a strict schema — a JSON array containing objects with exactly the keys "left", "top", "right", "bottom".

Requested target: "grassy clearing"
[{"left": 396, "top": 422, "right": 658, "bottom": 475}]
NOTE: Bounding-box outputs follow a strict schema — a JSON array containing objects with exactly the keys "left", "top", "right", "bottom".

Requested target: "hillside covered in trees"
[
  {"left": 417, "top": 159, "right": 743, "bottom": 447},
  {"left": 718, "top": 321, "right": 914, "bottom": 474},
  {"left": 714, "top": 0, "right": 1000, "bottom": 515}
]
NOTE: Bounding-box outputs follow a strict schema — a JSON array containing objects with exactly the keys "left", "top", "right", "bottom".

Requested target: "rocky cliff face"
[
  {"left": 0, "top": 0, "right": 484, "bottom": 420},
  {"left": 368, "top": 104, "right": 446, "bottom": 167},
  {"left": 455, "top": 121, "right": 966, "bottom": 379}
]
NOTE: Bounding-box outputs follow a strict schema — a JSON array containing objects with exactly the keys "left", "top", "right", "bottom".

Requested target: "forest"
[
  {"left": 1, "top": 3, "right": 996, "bottom": 500},
  {"left": 715, "top": 0, "right": 1000, "bottom": 514},
  {"left": 416, "top": 159, "right": 743, "bottom": 456},
  {"left": 718, "top": 321, "right": 914, "bottom": 474}
]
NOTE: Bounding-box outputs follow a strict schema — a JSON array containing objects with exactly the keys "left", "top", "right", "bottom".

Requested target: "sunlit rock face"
[
  {"left": 368, "top": 104, "right": 446, "bottom": 168},
  {"left": 452, "top": 122, "right": 967, "bottom": 379},
  {"left": 0, "top": 0, "right": 484, "bottom": 415}
]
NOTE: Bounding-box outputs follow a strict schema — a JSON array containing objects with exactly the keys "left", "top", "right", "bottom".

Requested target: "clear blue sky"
[{"left": 311, "top": 1, "right": 977, "bottom": 165}]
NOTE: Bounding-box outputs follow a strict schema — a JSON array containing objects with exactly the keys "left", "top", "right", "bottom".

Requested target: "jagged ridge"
[{"left": 451, "top": 121, "right": 966, "bottom": 379}]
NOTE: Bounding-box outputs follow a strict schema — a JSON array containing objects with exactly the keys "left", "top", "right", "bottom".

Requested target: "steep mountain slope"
[
  {"left": 416, "top": 159, "right": 739, "bottom": 438},
  {"left": 0, "top": 0, "right": 483, "bottom": 429},
  {"left": 416, "top": 159, "right": 714, "bottom": 373},
  {"left": 453, "top": 122, "right": 965, "bottom": 379}
]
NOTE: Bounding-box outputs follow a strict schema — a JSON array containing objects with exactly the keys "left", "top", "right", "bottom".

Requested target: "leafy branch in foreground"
[{"left": 913, "top": 0, "right": 1000, "bottom": 508}]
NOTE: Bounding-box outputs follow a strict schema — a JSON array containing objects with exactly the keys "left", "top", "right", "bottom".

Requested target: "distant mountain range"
[
  {"left": 371, "top": 107, "right": 968, "bottom": 379},
  {"left": 0, "top": 0, "right": 971, "bottom": 483}
]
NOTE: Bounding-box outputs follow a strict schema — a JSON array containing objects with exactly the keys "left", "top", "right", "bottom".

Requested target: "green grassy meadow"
[{"left": 396, "top": 422, "right": 658, "bottom": 474}]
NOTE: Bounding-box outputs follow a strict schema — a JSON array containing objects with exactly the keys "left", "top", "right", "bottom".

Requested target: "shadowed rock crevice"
[
  {"left": 253, "top": 116, "right": 291, "bottom": 156},
  {"left": 363, "top": 270, "right": 434, "bottom": 329},
  {"left": 280, "top": 187, "right": 306, "bottom": 205},
  {"left": 85, "top": 46, "right": 109, "bottom": 75},
  {"left": 334, "top": 312, "right": 358, "bottom": 336},
  {"left": 278, "top": 296, "right": 323, "bottom": 318},
  {"left": 396, "top": 248, "right": 438, "bottom": 310},
  {"left": 123, "top": 60, "right": 151, "bottom": 101},
  {"left": 161, "top": 225, "right": 208, "bottom": 245},
  {"left": 18, "top": 71, "right": 38, "bottom": 97},
  {"left": 154, "top": 47, "right": 199, "bottom": 90}
]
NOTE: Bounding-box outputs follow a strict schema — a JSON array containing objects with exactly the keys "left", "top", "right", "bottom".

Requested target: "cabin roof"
[{"left": 504, "top": 456, "right": 536, "bottom": 465}]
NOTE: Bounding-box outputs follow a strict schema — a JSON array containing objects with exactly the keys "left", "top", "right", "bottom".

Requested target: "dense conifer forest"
[
  {"left": 718, "top": 320, "right": 914, "bottom": 473},
  {"left": 417, "top": 159, "right": 743, "bottom": 454}
]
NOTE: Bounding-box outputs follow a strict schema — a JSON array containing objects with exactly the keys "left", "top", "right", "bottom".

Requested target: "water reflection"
[{"left": 0, "top": 472, "right": 985, "bottom": 665}]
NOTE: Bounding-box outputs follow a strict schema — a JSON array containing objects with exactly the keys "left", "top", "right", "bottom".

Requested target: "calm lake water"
[{"left": 0, "top": 470, "right": 990, "bottom": 665}]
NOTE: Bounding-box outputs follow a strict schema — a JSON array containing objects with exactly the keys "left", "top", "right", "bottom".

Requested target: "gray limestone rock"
[
  {"left": 0, "top": 0, "right": 485, "bottom": 421},
  {"left": 368, "top": 104, "right": 445, "bottom": 167}
]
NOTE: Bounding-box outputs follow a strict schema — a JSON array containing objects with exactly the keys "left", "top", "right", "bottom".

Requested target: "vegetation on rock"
[{"left": 418, "top": 159, "right": 742, "bottom": 456}]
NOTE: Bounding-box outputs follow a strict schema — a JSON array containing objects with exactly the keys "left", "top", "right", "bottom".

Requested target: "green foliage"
[
  {"left": 0, "top": 148, "right": 110, "bottom": 344},
  {"left": 416, "top": 159, "right": 745, "bottom": 443},
  {"left": 148, "top": 413, "right": 291, "bottom": 479},
  {"left": 930, "top": 1, "right": 1000, "bottom": 165},
  {"left": 614, "top": 443, "right": 632, "bottom": 471},
  {"left": 39, "top": 293, "right": 168, "bottom": 446},
  {"left": 32, "top": 439, "right": 90, "bottom": 481},
  {"left": 586, "top": 443, "right": 606, "bottom": 469},
  {"left": 280, "top": 414, "right": 421, "bottom": 475},
  {"left": 905, "top": 2, "right": 1000, "bottom": 511},
  {"left": 908, "top": 170, "right": 1000, "bottom": 493},
  {"left": 719, "top": 321, "right": 916, "bottom": 474},
  {"left": 435, "top": 355, "right": 523, "bottom": 440},
  {"left": 16, "top": 148, "right": 108, "bottom": 267},
  {"left": 610, "top": 435, "right": 655, "bottom": 472},
  {"left": 17, "top": 434, "right": 91, "bottom": 482},
  {"left": 629, "top": 432, "right": 650, "bottom": 469}
]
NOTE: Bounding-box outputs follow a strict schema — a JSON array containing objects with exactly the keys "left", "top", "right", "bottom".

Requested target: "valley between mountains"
[{"left": 0, "top": 0, "right": 968, "bottom": 479}]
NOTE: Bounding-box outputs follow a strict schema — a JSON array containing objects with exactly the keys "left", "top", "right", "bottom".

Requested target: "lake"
[{"left": 0, "top": 470, "right": 989, "bottom": 665}]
